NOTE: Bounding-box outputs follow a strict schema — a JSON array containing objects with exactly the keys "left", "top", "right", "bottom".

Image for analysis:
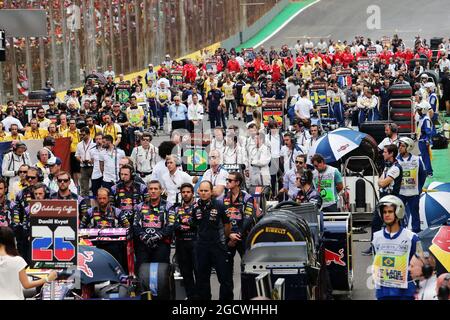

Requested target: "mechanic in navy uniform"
[
  {"left": 220, "top": 172, "right": 255, "bottom": 272},
  {"left": 49, "top": 171, "right": 89, "bottom": 222},
  {"left": 111, "top": 164, "right": 148, "bottom": 224},
  {"left": 171, "top": 183, "right": 198, "bottom": 300},
  {"left": 80, "top": 188, "right": 130, "bottom": 271},
  {"left": 362, "top": 144, "right": 403, "bottom": 255},
  {"left": 133, "top": 180, "right": 175, "bottom": 272},
  {"left": 207, "top": 82, "right": 226, "bottom": 129},
  {"left": 191, "top": 181, "right": 233, "bottom": 300},
  {"left": 0, "top": 178, "right": 14, "bottom": 228}
]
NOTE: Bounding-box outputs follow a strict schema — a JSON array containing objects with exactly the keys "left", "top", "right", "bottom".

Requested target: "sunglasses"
[
  {"left": 295, "top": 161, "right": 304, "bottom": 165},
  {"left": 19, "top": 170, "right": 28, "bottom": 174},
  {"left": 27, "top": 176, "right": 38, "bottom": 180},
  {"left": 57, "top": 179, "right": 70, "bottom": 183}
]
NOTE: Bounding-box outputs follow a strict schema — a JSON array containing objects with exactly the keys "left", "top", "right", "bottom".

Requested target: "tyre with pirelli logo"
[{"left": 245, "top": 210, "right": 314, "bottom": 249}]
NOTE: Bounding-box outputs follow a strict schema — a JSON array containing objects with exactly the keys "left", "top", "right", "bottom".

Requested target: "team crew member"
[
  {"left": 378, "top": 123, "right": 400, "bottom": 150},
  {"left": 99, "top": 135, "right": 126, "bottom": 191},
  {"left": 75, "top": 127, "right": 96, "bottom": 197},
  {"left": 90, "top": 133, "right": 104, "bottom": 198},
  {"left": 280, "top": 132, "right": 307, "bottom": 173},
  {"left": 8, "top": 164, "right": 28, "bottom": 202},
  {"left": 24, "top": 118, "right": 48, "bottom": 140},
  {"left": 111, "top": 165, "right": 148, "bottom": 224},
  {"left": 279, "top": 154, "right": 307, "bottom": 201},
  {"left": 126, "top": 98, "right": 145, "bottom": 148},
  {"left": 363, "top": 144, "right": 403, "bottom": 255},
  {"left": 34, "top": 148, "right": 51, "bottom": 180},
  {"left": 169, "top": 96, "right": 188, "bottom": 131},
  {"left": 80, "top": 188, "right": 130, "bottom": 271},
  {"left": 0, "top": 179, "right": 14, "bottom": 227},
  {"left": 222, "top": 172, "right": 255, "bottom": 272},
  {"left": 295, "top": 170, "right": 323, "bottom": 209},
  {"left": 311, "top": 153, "right": 344, "bottom": 212},
  {"left": 2, "top": 142, "right": 32, "bottom": 193},
  {"left": 49, "top": 171, "right": 89, "bottom": 222},
  {"left": 202, "top": 150, "right": 229, "bottom": 198},
  {"left": 397, "top": 137, "right": 427, "bottom": 233},
  {"left": 372, "top": 196, "right": 420, "bottom": 300},
  {"left": 86, "top": 115, "right": 103, "bottom": 139},
  {"left": 102, "top": 113, "right": 122, "bottom": 147},
  {"left": 62, "top": 118, "right": 81, "bottom": 186},
  {"left": 207, "top": 83, "right": 226, "bottom": 129},
  {"left": 44, "top": 157, "right": 77, "bottom": 194},
  {"left": 243, "top": 86, "right": 262, "bottom": 123},
  {"left": 160, "top": 155, "right": 197, "bottom": 206},
  {"left": 12, "top": 181, "right": 49, "bottom": 264},
  {"left": 130, "top": 132, "right": 158, "bottom": 184},
  {"left": 133, "top": 181, "right": 174, "bottom": 272},
  {"left": 191, "top": 181, "right": 233, "bottom": 300},
  {"left": 248, "top": 132, "right": 271, "bottom": 188},
  {"left": 171, "top": 183, "right": 198, "bottom": 300},
  {"left": 415, "top": 103, "right": 433, "bottom": 176}
]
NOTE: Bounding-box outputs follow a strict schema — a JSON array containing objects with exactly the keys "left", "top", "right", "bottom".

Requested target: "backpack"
[{"left": 431, "top": 133, "right": 448, "bottom": 149}]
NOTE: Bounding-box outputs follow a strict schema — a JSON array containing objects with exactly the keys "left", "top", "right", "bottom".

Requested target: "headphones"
[
  {"left": 387, "top": 122, "right": 398, "bottom": 133},
  {"left": 300, "top": 169, "right": 312, "bottom": 185},
  {"left": 165, "top": 155, "right": 182, "bottom": 167},
  {"left": 30, "top": 167, "right": 44, "bottom": 182},
  {"left": 37, "top": 149, "right": 50, "bottom": 162},
  {"left": 120, "top": 164, "right": 136, "bottom": 180},
  {"left": 415, "top": 251, "right": 434, "bottom": 279},
  {"left": 438, "top": 274, "right": 450, "bottom": 300},
  {"left": 284, "top": 131, "right": 297, "bottom": 146}
]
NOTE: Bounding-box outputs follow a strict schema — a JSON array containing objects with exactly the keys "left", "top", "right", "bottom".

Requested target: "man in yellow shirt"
[
  {"left": 86, "top": 115, "right": 103, "bottom": 139},
  {"left": 24, "top": 118, "right": 48, "bottom": 140},
  {"left": 243, "top": 86, "right": 262, "bottom": 122},
  {"left": 126, "top": 97, "right": 145, "bottom": 148},
  {"left": 102, "top": 113, "right": 122, "bottom": 147},
  {"left": 36, "top": 107, "right": 52, "bottom": 130},
  {"left": 300, "top": 62, "right": 313, "bottom": 81},
  {"left": 57, "top": 113, "right": 69, "bottom": 134},
  {"left": 204, "top": 73, "right": 218, "bottom": 97},
  {"left": 5, "top": 124, "right": 24, "bottom": 141},
  {"left": 62, "top": 118, "right": 81, "bottom": 186}
]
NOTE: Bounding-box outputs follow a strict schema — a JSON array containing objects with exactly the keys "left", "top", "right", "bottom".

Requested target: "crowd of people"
[{"left": 0, "top": 33, "right": 449, "bottom": 300}]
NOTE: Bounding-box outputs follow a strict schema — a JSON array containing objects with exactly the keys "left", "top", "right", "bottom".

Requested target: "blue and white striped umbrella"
[
  {"left": 427, "top": 182, "right": 450, "bottom": 193},
  {"left": 419, "top": 191, "right": 450, "bottom": 230},
  {"left": 307, "top": 128, "right": 367, "bottom": 163}
]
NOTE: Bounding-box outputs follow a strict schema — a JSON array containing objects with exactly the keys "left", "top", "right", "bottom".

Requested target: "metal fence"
[{"left": 0, "top": 0, "right": 280, "bottom": 103}]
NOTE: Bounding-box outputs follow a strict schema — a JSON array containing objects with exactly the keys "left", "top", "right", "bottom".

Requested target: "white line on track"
[{"left": 252, "top": 0, "right": 322, "bottom": 49}]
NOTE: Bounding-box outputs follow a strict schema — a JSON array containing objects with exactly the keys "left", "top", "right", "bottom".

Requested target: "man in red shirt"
[
  {"left": 341, "top": 47, "right": 355, "bottom": 67},
  {"left": 226, "top": 55, "right": 241, "bottom": 73},
  {"left": 379, "top": 48, "right": 393, "bottom": 65}
]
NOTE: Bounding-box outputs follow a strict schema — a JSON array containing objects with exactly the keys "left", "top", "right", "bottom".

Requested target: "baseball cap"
[
  {"left": 148, "top": 63, "right": 153, "bottom": 67},
  {"left": 48, "top": 157, "right": 62, "bottom": 166}
]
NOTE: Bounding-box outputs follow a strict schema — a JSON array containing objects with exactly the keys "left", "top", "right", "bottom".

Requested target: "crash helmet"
[
  {"left": 399, "top": 137, "right": 415, "bottom": 153},
  {"left": 415, "top": 101, "right": 430, "bottom": 112},
  {"left": 424, "top": 82, "right": 436, "bottom": 92},
  {"left": 378, "top": 195, "right": 405, "bottom": 220}
]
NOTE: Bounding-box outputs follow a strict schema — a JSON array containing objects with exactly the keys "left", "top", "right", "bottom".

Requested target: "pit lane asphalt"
[
  {"left": 259, "top": 0, "right": 450, "bottom": 50},
  {"left": 153, "top": 117, "right": 376, "bottom": 300}
]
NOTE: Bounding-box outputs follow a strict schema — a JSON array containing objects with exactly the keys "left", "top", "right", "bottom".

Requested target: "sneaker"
[{"left": 361, "top": 247, "right": 373, "bottom": 256}]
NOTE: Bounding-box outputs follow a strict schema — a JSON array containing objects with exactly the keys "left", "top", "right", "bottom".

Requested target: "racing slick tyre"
[
  {"left": 138, "top": 262, "right": 172, "bottom": 300},
  {"left": 388, "top": 99, "right": 412, "bottom": 109},
  {"left": 390, "top": 108, "right": 413, "bottom": 121},
  {"left": 388, "top": 84, "right": 412, "bottom": 98},
  {"left": 246, "top": 210, "right": 314, "bottom": 249}
]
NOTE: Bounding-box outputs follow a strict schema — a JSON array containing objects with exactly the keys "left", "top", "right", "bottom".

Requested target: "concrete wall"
[{"left": 222, "top": 0, "right": 290, "bottom": 50}]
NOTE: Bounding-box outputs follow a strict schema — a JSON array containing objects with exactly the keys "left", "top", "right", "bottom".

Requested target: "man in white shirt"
[
  {"left": 44, "top": 157, "right": 77, "bottom": 194},
  {"left": 151, "top": 141, "right": 176, "bottom": 182},
  {"left": 187, "top": 95, "right": 204, "bottom": 133},
  {"left": 304, "top": 38, "right": 314, "bottom": 54},
  {"left": 131, "top": 132, "right": 159, "bottom": 184},
  {"left": 378, "top": 123, "right": 400, "bottom": 150},
  {"left": 280, "top": 132, "right": 307, "bottom": 172},
  {"left": 104, "top": 65, "right": 115, "bottom": 79},
  {"left": 157, "top": 76, "right": 171, "bottom": 90},
  {"left": 160, "top": 154, "right": 197, "bottom": 206},
  {"left": 75, "top": 127, "right": 97, "bottom": 197},
  {"left": 294, "top": 90, "right": 315, "bottom": 122},
  {"left": 99, "top": 134, "right": 126, "bottom": 191},
  {"left": 248, "top": 133, "right": 271, "bottom": 187},
  {"left": 89, "top": 133, "right": 105, "bottom": 200},
  {"left": 202, "top": 149, "right": 229, "bottom": 198},
  {"left": 2, "top": 108, "right": 24, "bottom": 132}
]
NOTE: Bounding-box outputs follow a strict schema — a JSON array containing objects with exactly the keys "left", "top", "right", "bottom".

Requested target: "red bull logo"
[
  {"left": 325, "top": 248, "right": 346, "bottom": 267},
  {"left": 78, "top": 251, "right": 94, "bottom": 278}
]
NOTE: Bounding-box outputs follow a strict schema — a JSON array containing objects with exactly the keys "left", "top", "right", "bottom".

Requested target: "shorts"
[{"left": 70, "top": 152, "right": 81, "bottom": 173}]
